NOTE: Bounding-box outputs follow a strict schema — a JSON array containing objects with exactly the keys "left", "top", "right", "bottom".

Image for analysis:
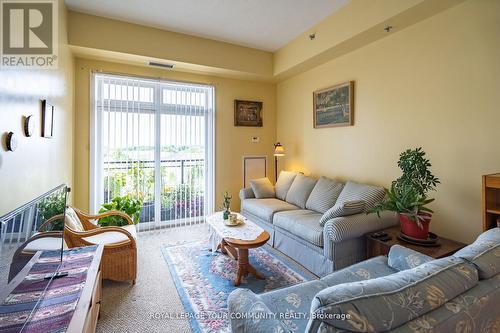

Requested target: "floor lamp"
[{"left": 274, "top": 142, "right": 285, "bottom": 183}]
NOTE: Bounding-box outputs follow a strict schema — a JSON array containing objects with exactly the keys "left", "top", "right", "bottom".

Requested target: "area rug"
[{"left": 161, "top": 241, "right": 314, "bottom": 333}]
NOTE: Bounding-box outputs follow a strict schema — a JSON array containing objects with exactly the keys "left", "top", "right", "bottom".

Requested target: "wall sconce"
[{"left": 6, "top": 132, "right": 18, "bottom": 152}]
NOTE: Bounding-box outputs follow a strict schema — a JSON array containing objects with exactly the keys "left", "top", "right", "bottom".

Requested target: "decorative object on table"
[
  {"left": 229, "top": 213, "right": 238, "bottom": 223},
  {"left": 162, "top": 241, "right": 312, "bottom": 333},
  {"left": 234, "top": 99, "right": 263, "bottom": 127},
  {"left": 23, "top": 115, "right": 35, "bottom": 137},
  {"left": 5, "top": 132, "right": 18, "bottom": 151},
  {"left": 221, "top": 191, "right": 232, "bottom": 220},
  {"left": 313, "top": 80, "right": 354, "bottom": 128},
  {"left": 397, "top": 231, "right": 440, "bottom": 246},
  {"left": 369, "top": 147, "right": 440, "bottom": 240},
  {"left": 273, "top": 142, "right": 285, "bottom": 183},
  {"left": 98, "top": 194, "right": 144, "bottom": 226},
  {"left": 482, "top": 173, "right": 500, "bottom": 230},
  {"left": 41, "top": 100, "right": 54, "bottom": 138},
  {"left": 366, "top": 225, "right": 465, "bottom": 259}
]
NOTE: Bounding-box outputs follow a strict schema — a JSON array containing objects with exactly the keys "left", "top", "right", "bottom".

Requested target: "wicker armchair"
[{"left": 42, "top": 206, "right": 138, "bottom": 284}]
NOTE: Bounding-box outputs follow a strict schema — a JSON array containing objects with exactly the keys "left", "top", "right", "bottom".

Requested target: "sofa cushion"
[
  {"left": 82, "top": 224, "right": 137, "bottom": 245},
  {"left": 321, "top": 256, "right": 398, "bottom": 287},
  {"left": 274, "top": 210, "right": 324, "bottom": 247},
  {"left": 249, "top": 177, "right": 275, "bottom": 199},
  {"left": 454, "top": 227, "right": 500, "bottom": 279},
  {"left": 275, "top": 171, "right": 298, "bottom": 200},
  {"left": 388, "top": 244, "right": 434, "bottom": 271},
  {"left": 336, "top": 181, "right": 385, "bottom": 212},
  {"left": 308, "top": 257, "right": 478, "bottom": 333},
  {"left": 241, "top": 198, "right": 299, "bottom": 223},
  {"left": 285, "top": 174, "right": 317, "bottom": 209},
  {"left": 319, "top": 200, "right": 365, "bottom": 226},
  {"left": 305, "top": 177, "right": 344, "bottom": 213}
]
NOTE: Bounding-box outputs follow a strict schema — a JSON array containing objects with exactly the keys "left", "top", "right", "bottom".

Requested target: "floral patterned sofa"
[{"left": 228, "top": 228, "right": 500, "bottom": 333}]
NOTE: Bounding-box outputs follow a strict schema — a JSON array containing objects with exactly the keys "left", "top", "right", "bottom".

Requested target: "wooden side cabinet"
[
  {"left": 483, "top": 173, "right": 500, "bottom": 231},
  {"left": 68, "top": 245, "right": 103, "bottom": 333},
  {"left": 366, "top": 226, "right": 465, "bottom": 259}
]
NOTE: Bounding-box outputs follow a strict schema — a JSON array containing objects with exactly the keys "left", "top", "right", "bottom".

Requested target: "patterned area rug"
[{"left": 162, "top": 241, "right": 314, "bottom": 333}]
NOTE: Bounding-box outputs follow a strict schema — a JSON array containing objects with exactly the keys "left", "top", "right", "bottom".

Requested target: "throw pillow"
[
  {"left": 305, "top": 176, "right": 344, "bottom": 213},
  {"left": 65, "top": 207, "right": 84, "bottom": 231},
  {"left": 336, "top": 181, "right": 385, "bottom": 212},
  {"left": 285, "top": 174, "right": 317, "bottom": 209},
  {"left": 275, "top": 171, "right": 298, "bottom": 200},
  {"left": 319, "top": 200, "right": 365, "bottom": 225},
  {"left": 249, "top": 178, "right": 275, "bottom": 199}
]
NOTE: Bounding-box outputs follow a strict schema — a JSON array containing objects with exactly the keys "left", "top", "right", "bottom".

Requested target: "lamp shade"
[{"left": 274, "top": 142, "right": 285, "bottom": 156}]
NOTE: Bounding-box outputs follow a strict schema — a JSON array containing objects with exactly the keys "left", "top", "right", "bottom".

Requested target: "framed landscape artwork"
[
  {"left": 234, "top": 100, "right": 263, "bottom": 127},
  {"left": 313, "top": 81, "right": 354, "bottom": 128}
]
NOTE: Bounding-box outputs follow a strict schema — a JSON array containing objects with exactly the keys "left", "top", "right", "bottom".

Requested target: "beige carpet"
[{"left": 96, "top": 224, "right": 209, "bottom": 333}]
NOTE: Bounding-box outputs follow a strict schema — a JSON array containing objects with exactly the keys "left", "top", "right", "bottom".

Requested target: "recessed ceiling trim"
[{"left": 65, "top": 0, "right": 350, "bottom": 51}]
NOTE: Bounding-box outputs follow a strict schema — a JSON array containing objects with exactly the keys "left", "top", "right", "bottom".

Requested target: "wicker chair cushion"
[
  {"left": 24, "top": 236, "right": 64, "bottom": 251},
  {"left": 65, "top": 207, "right": 85, "bottom": 231},
  {"left": 82, "top": 225, "right": 137, "bottom": 245}
]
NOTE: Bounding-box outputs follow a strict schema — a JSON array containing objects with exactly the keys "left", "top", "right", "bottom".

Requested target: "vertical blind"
[{"left": 91, "top": 73, "right": 214, "bottom": 231}]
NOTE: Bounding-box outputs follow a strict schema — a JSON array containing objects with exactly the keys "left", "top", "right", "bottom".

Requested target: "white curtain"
[{"left": 91, "top": 73, "right": 214, "bottom": 231}]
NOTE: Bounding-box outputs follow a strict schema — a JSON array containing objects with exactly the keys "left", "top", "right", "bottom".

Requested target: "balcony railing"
[{"left": 103, "top": 158, "right": 205, "bottom": 224}]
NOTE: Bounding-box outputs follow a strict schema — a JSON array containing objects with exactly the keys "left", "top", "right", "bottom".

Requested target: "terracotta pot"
[{"left": 399, "top": 213, "right": 431, "bottom": 239}]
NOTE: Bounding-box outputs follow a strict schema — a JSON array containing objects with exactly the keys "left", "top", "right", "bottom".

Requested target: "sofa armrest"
[
  {"left": 388, "top": 244, "right": 433, "bottom": 271},
  {"left": 323, "top": 211, "right": 398, "bottom": 243},
  {"left": 228, "top": 289, "right": 287, "bottom": 333},
  {"left": 239, "top": 187, "right": 255, "bottom": 200}
]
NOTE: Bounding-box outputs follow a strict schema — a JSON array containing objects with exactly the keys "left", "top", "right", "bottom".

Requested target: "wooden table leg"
[{"left": 234, "top": 248, "right": 265, "bottom": 286}]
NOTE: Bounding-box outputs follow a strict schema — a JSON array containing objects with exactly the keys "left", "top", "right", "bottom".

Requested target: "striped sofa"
[{"left": 240, "top": 172, "right": 398, "bottom": 276}]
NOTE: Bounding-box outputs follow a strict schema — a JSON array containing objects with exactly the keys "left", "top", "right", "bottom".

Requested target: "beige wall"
[
  {"left": 68, "top": 11, "right": 273, "bottom": 80},
  {"left": 73, "top": 59, "right": 276, "bottom": 212},
  {"left": 276, "top": 0, "right": 500, "bottom": 243},
  {"left": 0, "top": 2, "right": 74, "bottom": 215}
]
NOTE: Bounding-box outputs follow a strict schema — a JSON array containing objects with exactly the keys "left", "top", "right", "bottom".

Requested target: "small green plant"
[
  {"left": 220, "top": 191, "right": 231, "bottom": 211},
  {"left": 98, "top": 194, "right": 144, "bottom": 226},
  {"left": 220, "top": 191, "right": 232, "bottom": 220},
  {"left": 370, "top": 147, "right": 439, "bottom": 227}
]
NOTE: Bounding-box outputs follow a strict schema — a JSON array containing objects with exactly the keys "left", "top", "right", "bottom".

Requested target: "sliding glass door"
[{"left": 91, "top": 73, "right": 214, "bottom": 229}]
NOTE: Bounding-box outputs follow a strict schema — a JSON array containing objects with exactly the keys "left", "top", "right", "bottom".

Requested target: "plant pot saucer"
[{"left": 397, "top": 232, "right": 440, "bottom": 247}]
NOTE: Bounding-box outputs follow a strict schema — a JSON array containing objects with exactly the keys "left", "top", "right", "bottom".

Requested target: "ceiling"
[{"left": 64, "top": 0, "right": 350, "bottom": 51}]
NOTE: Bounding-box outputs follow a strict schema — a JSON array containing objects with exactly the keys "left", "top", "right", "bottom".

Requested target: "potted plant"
[
  {"left": 370, "top": 147, "right": 440, "bottom": 239},
  {"left": 221, "top": 191, "right": 232, "bottom": 220},
  {"left": 98, "top": 194, "right": 144, "bottom": 226}
]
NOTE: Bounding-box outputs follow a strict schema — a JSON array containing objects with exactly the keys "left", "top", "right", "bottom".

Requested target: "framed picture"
[
  {"left": 42, "top": 100, "right": 54, "bottom": 138},
  {"left": 313, "top": 81, "right": 354, "bottom": 128},
  {"left": 234, "top": 100, "right": 263, "bottom": 127}
]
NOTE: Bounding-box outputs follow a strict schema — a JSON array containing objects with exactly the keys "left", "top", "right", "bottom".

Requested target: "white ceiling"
[{"left": 65, "top": 0, "right": 350, "bottom": 51}]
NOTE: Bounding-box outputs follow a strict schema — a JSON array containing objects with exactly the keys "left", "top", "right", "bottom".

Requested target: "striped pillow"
[
  {"left": 249, "top": 177, "right": 275, "bottom": 199},
  {"left": 306, "top": 177, "right": 344, "bottom": 213},
  {"left": 275, "top": 171, "right": 298, "bottom": 200},
  {"left": 319, "top": 200, "right": 365, "bottom": 226},
  {"left": 336, "top": 181, "right": 386, "bottom": 212}
]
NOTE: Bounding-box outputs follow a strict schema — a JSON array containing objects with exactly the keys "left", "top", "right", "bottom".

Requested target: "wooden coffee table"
[
  {"left": 207, "top": 212, "right": 270, "bottom": 286},
  {"left": 220, "top": 232, "right": 270, "bottom": 286}
]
